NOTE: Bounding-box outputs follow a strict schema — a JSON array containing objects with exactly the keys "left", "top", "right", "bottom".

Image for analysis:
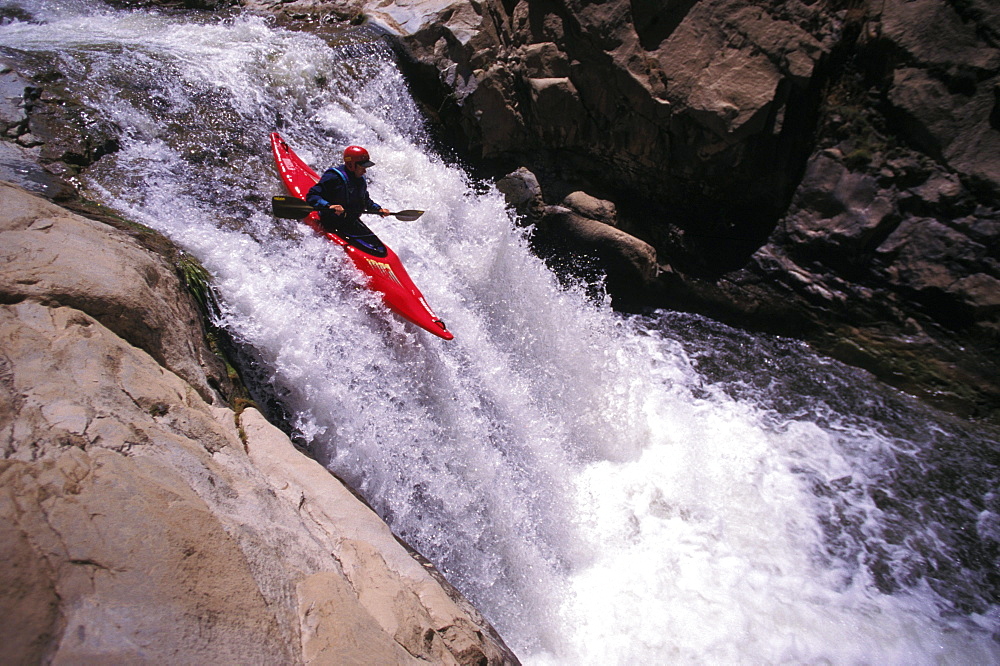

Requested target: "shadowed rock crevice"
[{"left": 631, "top": 0, "right": 698, "bottom": 50}]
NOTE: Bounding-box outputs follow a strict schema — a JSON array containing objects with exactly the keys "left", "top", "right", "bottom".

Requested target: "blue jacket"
[{"left": 306, "top": 164, "right": 381, "bottom": 218}]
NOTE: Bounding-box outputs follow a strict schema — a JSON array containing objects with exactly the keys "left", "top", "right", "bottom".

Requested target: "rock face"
[
  {"left": 365, "top": 0, "right": 838, "bottom": 243},
  {"left": 0, "top": 181, "right": 516, "bottom": 665},
  {"left": 710, "top": 0, "right": 1000, "bottom": 417},
  {"left": 336, "top": 0, "right": 1000, "bottom": 419}
]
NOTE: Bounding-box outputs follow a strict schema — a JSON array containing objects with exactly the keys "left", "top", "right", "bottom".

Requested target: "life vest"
[{"left": 329, "top": 165, "right": 368, "bottom": 218}]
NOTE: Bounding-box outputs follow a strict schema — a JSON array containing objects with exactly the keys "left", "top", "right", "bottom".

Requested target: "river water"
[{"left": 2, "top": 3, "right": 998, "bottom": 662}]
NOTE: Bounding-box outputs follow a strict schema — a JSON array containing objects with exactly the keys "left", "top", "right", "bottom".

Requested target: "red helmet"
[{"left": 344, "top": 145, "right": 374, "bottom": 167}]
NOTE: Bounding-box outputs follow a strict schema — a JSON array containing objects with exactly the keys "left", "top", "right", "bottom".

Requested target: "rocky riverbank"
[
  {"left": 247, "top": 0, "right": 1000, "bottom": 421},
  {"left": 0, "top": 181, "right": 516, "bottom": 664}
]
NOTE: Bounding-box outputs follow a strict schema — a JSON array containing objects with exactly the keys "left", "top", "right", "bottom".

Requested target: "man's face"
[{"left": 347, "top": 162, "right": 367, "bottom": 177}]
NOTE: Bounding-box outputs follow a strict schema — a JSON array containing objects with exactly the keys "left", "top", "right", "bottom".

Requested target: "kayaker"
[{"left": 306, "top": 145, "right": 390, "bottom": 243}]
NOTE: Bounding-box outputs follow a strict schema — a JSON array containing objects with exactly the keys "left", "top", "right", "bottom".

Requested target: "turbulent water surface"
[{"left": 2, "top": 3, "right": 998, "bottom": 662}]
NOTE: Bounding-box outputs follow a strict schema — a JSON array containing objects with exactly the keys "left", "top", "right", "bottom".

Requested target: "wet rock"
[
  {"left": 876, "top": 216, "right": 996, "bottom": 321},
  {"left": 497, "top": 166, "right": 543, "bottom": 221},
  {"left": 498, "top": 167, "right": 656, "bottom": 300},
  {"left": 0, "top": 140, "right": 70, "bottom": 198},
  {"left": 562, "top": 191, "right": 617, "bottom": 227},
  {"left": 0, "top": 56, "right": 120, "bottom": 191},
  {"left": 781, "top": 154, "right": 898, "bottom": 254},
  {"left": 536, "top": 204, "right": 659, "bottom": 303},
  {"left": 734, "top": 144, "right": 1000, "bottom": 417},
  {"left": 0, "top": 66, "right": 29, "bottom": 130}
]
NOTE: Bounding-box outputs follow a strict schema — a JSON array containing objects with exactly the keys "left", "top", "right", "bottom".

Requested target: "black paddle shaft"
[{"left": 271, "top": 196, "right": 423, "bottom": 222}]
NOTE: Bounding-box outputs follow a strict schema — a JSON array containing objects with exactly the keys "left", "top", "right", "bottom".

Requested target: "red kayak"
[{"left": 270, "top": 132, "right": 453, "bottom": 340}]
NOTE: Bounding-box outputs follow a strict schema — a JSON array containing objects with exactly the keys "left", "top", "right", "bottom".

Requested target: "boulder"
[
  {"left": 537, "top": 204, "right": 659, "bottom": 299},
  {"left": 496, "top": 166, "right": 544, "bottom": 221},
  {"left": 561, "top": 191, "right": 618, "bottom": 227},
  {"left": 0, "top": 180, "right": 227, "bottom": 404},
  {"left": 0, "top": 182, "right": 516, "bottom": 665}
]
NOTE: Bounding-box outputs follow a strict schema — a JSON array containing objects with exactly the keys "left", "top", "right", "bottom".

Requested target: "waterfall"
[{"left": 2, "top": 3, "right": 998, "bottom": 662}]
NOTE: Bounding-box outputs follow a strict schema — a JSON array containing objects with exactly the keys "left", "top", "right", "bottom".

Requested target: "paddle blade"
[
  {"left": 392, "top": 210, "right": 424, "bottom": 222},
  {"left": 272, "top": 195, "right": 314, "bottom": 219}
]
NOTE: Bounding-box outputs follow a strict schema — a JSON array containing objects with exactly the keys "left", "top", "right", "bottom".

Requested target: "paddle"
[{"left": 271, "top": 196, "right": 424, "bottom": 222}]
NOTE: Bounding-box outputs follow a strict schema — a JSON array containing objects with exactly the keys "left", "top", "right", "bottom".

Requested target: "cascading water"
[{"left": 2, "top": 3, "right": 998, "bottom": 662}]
